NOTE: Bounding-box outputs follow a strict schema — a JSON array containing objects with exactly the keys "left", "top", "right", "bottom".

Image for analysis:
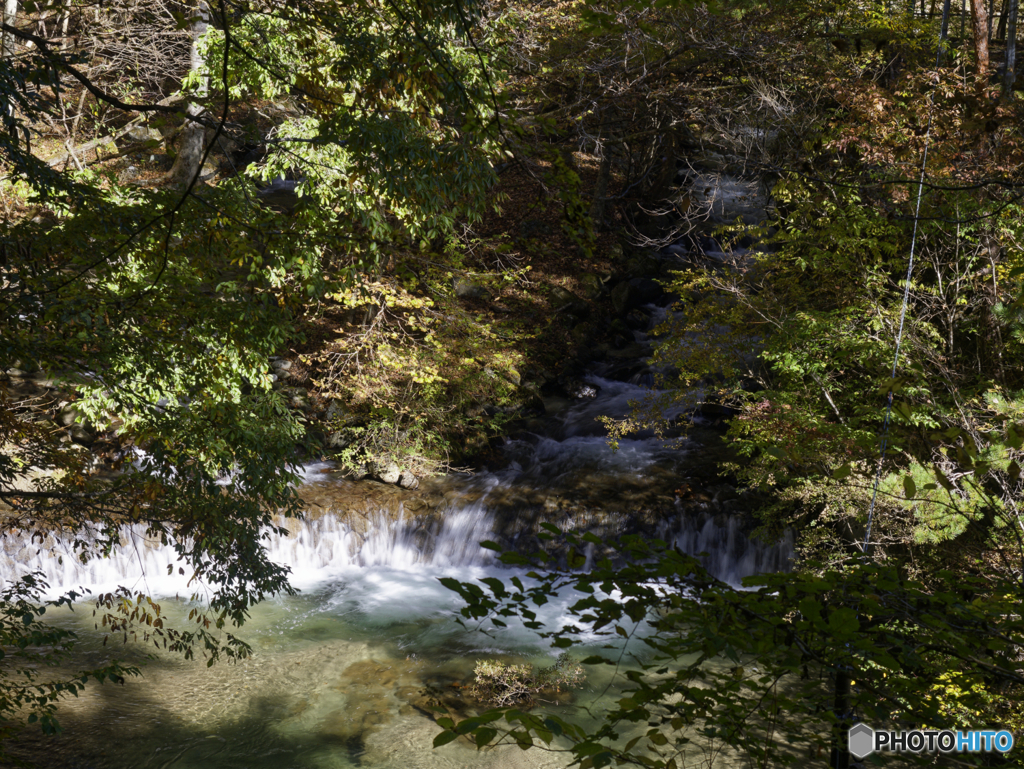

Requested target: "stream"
[{"left": 0, "top": 172, "right": 791, "bottom": 769}]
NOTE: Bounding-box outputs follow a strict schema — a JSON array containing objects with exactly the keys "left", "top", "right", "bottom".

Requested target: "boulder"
[
  {"left": 324, "top": 400, "right": 352, "bottom": 424},
  {"left": 453, "top": 278, "right": 488, "bottom": 300},
  {"left": 348, "top": 463, "right": 371, "bottom": 481},
  {"left": 398, "top": 471, "right": 419, "bottom": 490},
  {"left": 124, "top": 125, "right": 163, "bottom": 144},
  {"left": 69, "top": 422, "right": 97, "bottom": 446},
  {"left": 624, "top": 252, "right": 662, "bottom": 278},
  {"left": 628, "top": 277, "right": 663, "bottom": 304},
  {"left": 578, "top": 272, "right": 606, "bottom": 300},
  {"left": 57, "top": 404, "right": 97, "bottom": 445},
  {"left": 625, "top": 308, "right": 650, "bottom": 331},
  {"left": 551, "top": 286, "right": 589, "bottom": 317},
  {"left": 283, "top": 388, "right": 309, "bottom": 409},
  {"left": 375, "top": 462, "right": 402, "bottom": 485},
  {"left": 610, "top": 280, "right": 639, "bottom": 316},
  {"left": 198, "top": 159, "right": 219, "bottom": 181},
  {"left": 326, "top": 431, "right": 350, "bottom": 448}
]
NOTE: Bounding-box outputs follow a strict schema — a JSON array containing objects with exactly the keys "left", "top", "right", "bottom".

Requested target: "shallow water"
[
  {"left": 1, "top": 286, "right": 790, "bottom": 768},
  {"left": 7, "top": 565, "right": 651, "bottom": 769}
]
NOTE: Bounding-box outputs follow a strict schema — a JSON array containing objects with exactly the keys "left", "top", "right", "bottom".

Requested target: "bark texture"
[
  {"left": 971, "top": 0, "right": 992, "bottom": 80},
  {"left": 165, "top": 0, "right": 209, "bottom": 188},
  {"left": 1004, "top": 0, "right": 1018, "bottom": 96}
]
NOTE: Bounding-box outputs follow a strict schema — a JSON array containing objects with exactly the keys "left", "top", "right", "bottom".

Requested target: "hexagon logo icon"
[{"left": 849, "top": 723, "right": 875, "bottom": 759}]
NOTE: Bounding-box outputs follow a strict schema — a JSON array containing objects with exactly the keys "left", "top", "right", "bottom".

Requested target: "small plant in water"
[{"left": 468, "top": 652, "right": 585, "bottom": 707}]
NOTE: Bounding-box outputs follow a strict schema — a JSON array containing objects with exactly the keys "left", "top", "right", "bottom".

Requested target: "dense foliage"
[
  {"left": 0, "top": 0, "right": 505, "bottom": 740},
  {"left": 441, "top": 531, "right": 1024, "bottom": 767},
  {"left": 434, "top": 0, "right": 1024, "bottom": 767},
  {"left": 2, "top": 0, "right": 1024, "bottom": 764}
]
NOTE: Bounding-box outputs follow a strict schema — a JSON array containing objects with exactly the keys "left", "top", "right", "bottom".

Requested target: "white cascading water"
[
  {"left": 671, "top": 514, "right": 794, "bottom": 586},
  {"left": 0, "top": 497, "right": 502, "bottom": 600},
  {"left": 0, "top": 484, "right": 793, "bottom": 601}
]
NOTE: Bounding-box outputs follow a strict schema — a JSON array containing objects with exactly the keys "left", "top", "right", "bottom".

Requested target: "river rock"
[
  {"left": 125, "top": 125, "right": 163, "bottom": 144},
  {"left": 398, "top": 471, "right": 419, "bottom": 490},
  {"left": 284, "top": 388, "right": 309, "bottom": 409},
  {"left": 624, "top": 253, "right": 662, "bottom": 278},
  {"left": 712, "top": 485, "right": 739, "bottom": 504},
  {"left": 453, "top": 278, "right": 488, "bottom": 300},
  {"left": 610, "top": 281, "right": 638, "bottom": 316},
  {"left": 57, "top": 404, "right": 86, "bottom": 427},
  {"left": 551, "top": 286, "right": 589, "bottom": 317},
  {"left": 327, "top": 431, "right": 350, "bottom": 448},
  {"left": 57, "top": 405, "right": 97, "bottom": 445},
  {"left": 348, "top": 463, "right": 370, "bottom": 480},
  {"left": 629, "top": 277, "right": 663, "bottom": 303},
  {"left": 374, "top": 462, "right": 402, "bottom": 485},
  {"left": 68, "top": 423, "right": 97, "bottom": 445},
  {"left": 625, "top": 308, "right": 650, "bottom": 331},
  {"left": 611, "top": 278, "right": 661, "bottom": 315},
  {"left": 578, "top": 272, "right": 605, "bottom": 300}
]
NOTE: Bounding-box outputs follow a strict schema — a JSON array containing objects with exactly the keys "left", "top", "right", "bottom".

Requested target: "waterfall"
[
  {"left": 0, "top": 497, "right": 501, "bottom": 600},
  {"left": 672, "top": 513, "right": 794, "bottom": 585},
  {"left": 0, "top": 498, "right": 792, "bottom": 599}
]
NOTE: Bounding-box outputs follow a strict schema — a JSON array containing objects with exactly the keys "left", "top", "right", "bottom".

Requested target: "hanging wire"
[{"left": 863, "top": 0, "right": 953, "bottom": 554}]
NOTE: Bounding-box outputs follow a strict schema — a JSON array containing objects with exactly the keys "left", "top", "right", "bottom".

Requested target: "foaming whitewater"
[
  {"left": 672, "top": 514, "right": 794, "bottom": 585},
  {"left": 0, "top": 495, "right": 501, "bottom": 600}
]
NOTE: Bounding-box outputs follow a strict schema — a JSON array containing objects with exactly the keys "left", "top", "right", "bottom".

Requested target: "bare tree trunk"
[
  {"left": 997, "top": 0, "right": 1010, "bottom": 38},
  {"left": 972, "top": 0, "right": 992, "bottom": 79},
  {"left": 589, "top": 142, "right": 612, "bottom": 229},
  {"left": 1, "top": 0, "right": 18, "bottom": 125},
  {"left": 939, "top": 0, "right": 954, "bottom": 63},
  {"left": 1005, "top": 0, "right": 1019, "bottom": 94},
  {"left": 165, "top": 0, "right": 209, "bottom": 188},
  {"left": 1, "top": 0, "right": 15, "bottom": 58}
]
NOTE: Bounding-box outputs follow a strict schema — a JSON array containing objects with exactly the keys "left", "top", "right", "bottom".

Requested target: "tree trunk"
[
  {"left": 1, "top": 0, "right": 17, "bottom": 125},
  {"left": 1005, "top": 0, "right": 1019, "bottom": 95},
  {"left": 997, "top": 0, "right": 1010, "bottom": 38},
  {"left": 829, "top": 669, "right": 852, "bottom": 769},
  {"left": 971, "top": 0, "right": 992, "bottom": 79},
  {"left": 939, "top": 0, "right": 954, "bottom": 63},
  {"left": 589, "top": 142, "right": 613, "bottom": 229},
  {"left": 165, "top": 0, "right": 210, "bottom": 188},
  {"left": 1, "top": 0, "right": 15, "bottom": 59}
]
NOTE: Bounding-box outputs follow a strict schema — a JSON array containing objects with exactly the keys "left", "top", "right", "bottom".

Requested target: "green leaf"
[
  {"left": 475, "top": 727, "right": 498, "bottom": 747},
  {"left": 903, "top": 475, "right": 916, "bottom": 499},
  {"left": 828, "top": 607, "right": 859, "bottom": 636},
  {"left": 832, "top": 463, "right": 852, "bottom": 480},
  {"left": 433, "top": 731, "right": 459, "bottom": 748}
]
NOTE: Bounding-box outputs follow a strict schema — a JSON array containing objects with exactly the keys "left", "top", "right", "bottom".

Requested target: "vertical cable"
[{"left": 863, "top": 2, "right": 952, "bottom": 553}]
